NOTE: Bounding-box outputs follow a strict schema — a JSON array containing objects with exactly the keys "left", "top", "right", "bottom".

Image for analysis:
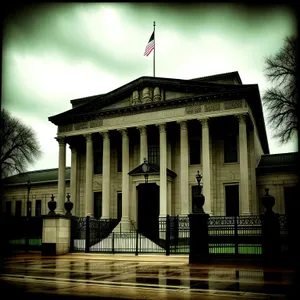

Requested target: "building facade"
[{"left": 2, "top": 71, "right": 298, "bottom": 232}]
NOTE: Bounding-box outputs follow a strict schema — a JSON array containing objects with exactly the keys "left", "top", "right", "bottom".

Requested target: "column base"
[
  {"left": 113, "top": 217, "right": 132, "bottom": 233},
  {"left": 241, "top": 211, "right": 251, "bottom": 216}
]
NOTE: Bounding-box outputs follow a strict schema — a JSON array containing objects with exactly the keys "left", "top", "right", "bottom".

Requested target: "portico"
[{"left": 49, "top": 71, "right": 269, "bottom": 231}]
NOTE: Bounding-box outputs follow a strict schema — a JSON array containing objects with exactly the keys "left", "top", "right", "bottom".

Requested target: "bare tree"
[
  {"left": 0, "top": 109, "right": 42, "bottom": 178},
  {"left": 262, "top": 36, "right": 298, "bottom": 144}
]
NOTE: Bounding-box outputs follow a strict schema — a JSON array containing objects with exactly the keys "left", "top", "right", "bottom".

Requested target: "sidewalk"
[{"left": 0, "top": 253, "right": 297, "bottom": 299}]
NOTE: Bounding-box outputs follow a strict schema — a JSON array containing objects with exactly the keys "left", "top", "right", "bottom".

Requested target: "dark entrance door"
[
  {"left": 225, "top": 185, "right": 239, "bottom": 216},
  {"left": 137, "top": 183, "right": 159, "bottom": 240}
]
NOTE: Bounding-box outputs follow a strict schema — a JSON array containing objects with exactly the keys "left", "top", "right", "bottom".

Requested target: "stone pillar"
[
  {"left": 102, "top": 131, "right": 110, "bottom": 219},
  {"left": 189, "top": 213, "right": 210, "bottom": 264},
  {"left": 70, "top": 145, "right": 78, "bottom": 215},
  {"left": 200, "top": 118, "right": 212, "bottom": 215},
  {"left": 42, "top": 215, "right": 71, "bottom": 256},
  {"left": 56, "top": 137, "right": 66, "bottom": 214},
  {"left": 138, "top": 126, "right": 148, "bottom": 164},
  {"left": 84, "top": 133, "right": 94, "bottom": 217},
  {"left": 178, "top": 121, "right": 189, "bottom": 215},
  {"left": 159, "top": 123, "right": 167, "bottom": 217},
  {"left": 237, "top": 114, "right": 250, "bottom": 215},
  {"left": 188, "top": 191, "right": 210, "bottom": 264},
  {"left": 120, "top": 129, "right": 130, "bottom": 231},
  {"left": 260, "top": 189, "right": 281, "bottom": 266}
]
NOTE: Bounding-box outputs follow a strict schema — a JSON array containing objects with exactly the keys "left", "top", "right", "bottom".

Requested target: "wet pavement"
[{"left": 0, "top": 253, "right": 298, "bottom": 299}]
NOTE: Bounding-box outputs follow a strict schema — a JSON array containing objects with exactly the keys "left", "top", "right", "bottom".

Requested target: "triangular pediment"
[
  {"left": 49, "top": 72, "right": 247, "bottom": 125},
  {"left": 128, "top": 162, "right": 177, "bottom": 178}
]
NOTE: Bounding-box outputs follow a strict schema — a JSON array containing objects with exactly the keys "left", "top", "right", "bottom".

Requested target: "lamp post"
[
  {"left": 194, "top": 171, "right": 205, "bottom": 214},
  {"left": 141, "top": 158, "right": 150, "bottom": 183},
  {"left": 195, "top": 170, "right": 202, "bottom": 194},
  {"left": 27, "top": 180, "right": 31, "bottom": 219}
]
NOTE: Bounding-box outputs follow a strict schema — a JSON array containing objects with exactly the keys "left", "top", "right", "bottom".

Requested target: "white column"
[
  {"left": 200, "top": 118, "right": 212, "bottom": 215},
  {"left": 138, "top": 126, "right": 148, "bottom": 163},
  {"left": 120, "top": 129, "right": 130, "bottom": 231},
  {"left": 70, "top": 145, "right": 78, "bottom": 216},
  {"left": 101, "top": 131, "right": 110, "bottom": 219},
  {"left": 178, "top": 121, "right": 189, "bottom": 215},
  {"left": 85, "top": 133, "right": 94, "bottom": 217},
  {"left": 249, "top": 128, "right": 258, "bottom": 214},
  {"left": 56, "top": 136, "right": 66, "bottom": 214},
  {"left": 237, "top": 114, "right": 251, "bottom": 215},
  {"left": 167, "top": 137, "right": 172, "bottom": 215},
  {"left": 158, "top": 123, "right": 167, "bottom": 217}
]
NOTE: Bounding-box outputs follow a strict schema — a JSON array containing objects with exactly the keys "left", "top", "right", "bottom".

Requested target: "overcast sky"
[{"left": 1, "top": 3, "right": 298, "bottom": 172}]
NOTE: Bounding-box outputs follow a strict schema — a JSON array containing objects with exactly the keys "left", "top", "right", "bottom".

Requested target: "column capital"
[
  {"left": 137, "top": 126, "right": 147, "bottom": 136},
  {"left": 69, "top": 144, "right": 77, "bottom": 153},
  {"left": 84, "top": 133, "right": 93, "bottom": 142},
  {"left": 157, "top": 123, "right": 166, "bottom": 133},
  {"left": 118, "top": 128, "right": 128, "bottom": 138},
  {"left": 101, "top": 131, "right": 110, "bottom": 140},
  {"left": 198, "top": 118, "right": 210, "bottom": 128},
  {"left": 177, "top": 120, "right": 188, "bottom": 130},
  {"left": 55, "top": 136, "right": 66, "bottom": 145},
  {"left": 236, "top": 114, "right": 247, "bottom": 124}
]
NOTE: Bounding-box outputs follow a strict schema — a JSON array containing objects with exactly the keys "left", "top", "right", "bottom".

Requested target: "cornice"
[{"left": 67, "top": 89, "right": 248, "bottom": 125}]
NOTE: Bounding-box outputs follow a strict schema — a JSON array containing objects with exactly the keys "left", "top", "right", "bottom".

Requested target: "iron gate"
[{"left": 70, "top": 214, "right": 289, "bottom": 260}]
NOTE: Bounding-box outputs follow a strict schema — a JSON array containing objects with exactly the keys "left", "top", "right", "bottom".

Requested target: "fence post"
[
  {"left": 260, "top": 189, "right": 280, "bottom": 267},
  {"left": 135, "top": 229, "right": 139, "bottom": 256},
  {"left": 69, "top": 217, "right": 74, "bottom": 253},
  {"left": 25, "top": 217, "right": 29, "bottom": 252},
  {"left": 112, "top": 232, "right": 115, "bottom": 254},
  {"left": 85, "top": 216, "right": 90, "bottom": 253},
  {"left": 166, "top": 215, "right": 170, "bottom": 256},
  {"left": 234, "top": 216, "right": 238, "bottom": 257}
]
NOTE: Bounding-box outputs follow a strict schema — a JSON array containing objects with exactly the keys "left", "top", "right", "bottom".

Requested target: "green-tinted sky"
[{"left": 1, "top": 3, "right": 298, "bottom": 171}]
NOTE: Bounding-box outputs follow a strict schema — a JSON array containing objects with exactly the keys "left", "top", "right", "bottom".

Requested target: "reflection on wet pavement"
[{"left": 0, "top": 253, "right": 297, "bottom": 299}]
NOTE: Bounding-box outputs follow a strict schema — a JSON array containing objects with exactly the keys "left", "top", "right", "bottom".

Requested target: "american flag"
[{"left": 144, "top": 31, "right": 154, "bottom": 56}]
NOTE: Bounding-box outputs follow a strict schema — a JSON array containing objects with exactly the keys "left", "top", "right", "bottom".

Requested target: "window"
[
  {"left": 148, "top": 144, "right": 160, "bottom": 165},
  {"left": 94, "top": 192, "right": 102, "bottom": 219},
  {"left": 15, "top": 200, "right": 22, "bottom": 217},
  {"left": 117, "top": 142, "right": 122, "bottom": 172},
  {"left": 94, "top": 144, "right": 103, "bottom": 174},
  {"left": 189, "top": 139, "right": 201, "bottom": 165},
  {"left": 35, "top": 200, "right": 42, "bottom": 217},
  {"left": 224, "top": 134, "right": 238, "bottom": 163},
  {"left": 225, "top": 185, "right": 239, "bottom": 216},
  {"left": 6, "top": 201, "right": 12, "bottom": 215},
  {"left": 284, "top": 186, "right": 297, "bottom": 216},
  {"left": 117, "top": 192, "right": 122, "bottom": 220}
]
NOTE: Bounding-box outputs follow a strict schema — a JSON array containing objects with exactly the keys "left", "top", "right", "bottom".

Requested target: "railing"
[
  {"left": 70, "top": 214, "right": 290, "bottom": 260},
  {"left": 2, "top": 215, "right": 43, "bottom": 252},
  {"left": 208, "top": 216, "right": 262, "bottom": 257}
]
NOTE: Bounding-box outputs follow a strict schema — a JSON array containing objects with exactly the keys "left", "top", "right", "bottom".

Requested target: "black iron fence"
[
  {"left": 2, "top": 215, "right": 43, "bottom": 252},
  {"left": 70, "top": 214, "right": 290, "bottom": 261},
  {"left": 2, "top": 213, "right": 289, "bottom": 262}
]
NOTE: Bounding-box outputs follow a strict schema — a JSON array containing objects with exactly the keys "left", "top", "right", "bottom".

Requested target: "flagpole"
[{"left": 153, "top": 21, "right": 155, "bottom": 77}]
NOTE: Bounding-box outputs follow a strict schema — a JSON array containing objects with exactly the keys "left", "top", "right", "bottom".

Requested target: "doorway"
[
  {"left": 225, "top": 184, "right": 239, "bottom": 216},
  {"left": 137, "top": 183, "right": 159, "bottom": 240}
]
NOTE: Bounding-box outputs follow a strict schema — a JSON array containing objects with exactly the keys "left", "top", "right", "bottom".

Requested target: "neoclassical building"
[{"left": 2, "top": 71, "right": 298, "bottom": 232}]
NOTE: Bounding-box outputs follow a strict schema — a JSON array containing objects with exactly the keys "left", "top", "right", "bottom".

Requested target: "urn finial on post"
[
  {"left": 64, "top": 193, "right": 73, "bottom": 216},
  {"left": 261, "top": 188, "right": 275, "bottom": 214},
  {"left": 48, "top": 194, "right": 56, "bottom": 216}
]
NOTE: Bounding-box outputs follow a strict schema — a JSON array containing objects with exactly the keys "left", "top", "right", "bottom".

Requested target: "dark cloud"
[{"left": 2, "top": 3, "right": 146, "bottom": 80}]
